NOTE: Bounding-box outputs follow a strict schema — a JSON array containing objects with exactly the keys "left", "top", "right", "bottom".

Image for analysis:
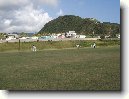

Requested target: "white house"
[
  {"left": 31, "top": 36, "right": 38, "bottom": 39},
  {"left": 6, "top": 34, "right": 19, "bottom": 40},
  {"left": 76, "top": 35, "right": 86, "bottom": 38},
  {"left": 19, "top": 37, "right": 26, "bottom": 39},
  {"left": 79, "top": 35, "right": 86, "bottom": 38},
  {"left": 65, "top": 31, "right": 77, "bottom": 38}
]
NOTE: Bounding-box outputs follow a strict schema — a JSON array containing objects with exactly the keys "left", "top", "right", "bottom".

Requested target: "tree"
[
  {"left": 0, "top": 33, "right": 6, "bottom": 39},
  {"left": 19, "top": 32, "right": 28, "bottom": 37}
]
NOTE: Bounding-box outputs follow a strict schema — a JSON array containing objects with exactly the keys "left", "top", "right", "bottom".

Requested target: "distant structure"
[
  {"left": 65, "top": 31, "right": 86, "bottom": 38},
  {"left": 65, "top": 31, "right": 77, "bottom": 38},
  {"left": 6, "top": 33, "right": 19, "bottom": 40}
]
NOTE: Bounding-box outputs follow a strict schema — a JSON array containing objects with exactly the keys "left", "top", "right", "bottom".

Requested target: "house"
[
  {"left": 19, "top": 37, "right": 26, "bottom": 39},
  {"left": 65, "top": 31, "right": 77, "bottom": 38},
  {"left": 76, "top": 35, "right": 86, "bottom": 38},
  {"left": 6, "top": 34, "right": 19, "bottom": 40},
  {"left": 58, "top": 35, "right": 65, "bottom": 39},
  {"left": 78, "top": 35, "right": 86, "bottom": 38},
  {"left": 39, "top": 36, "right": 54, "bottom": 40},
  {"left": 19, "top": 37, "right": 30, "bottom": 39},
  {"left": 31, "top": 36, "right": 39, "bottom": 40}
]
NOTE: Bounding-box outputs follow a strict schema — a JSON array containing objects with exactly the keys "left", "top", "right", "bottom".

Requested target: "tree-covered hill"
[{"left": 38, "top": 15, "right": 120, "bottom": 37}]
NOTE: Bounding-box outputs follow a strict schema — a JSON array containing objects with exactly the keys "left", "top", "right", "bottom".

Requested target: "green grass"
[
  {"left": 0, "top": 46, "right": 120, "bottom": 90},
  {"left": 0, "top": 40, "right": 120, "bottom": 52}
]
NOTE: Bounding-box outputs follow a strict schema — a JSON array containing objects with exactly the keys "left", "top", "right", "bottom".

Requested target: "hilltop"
[{"left": 38, "top": 15, "right": 120, "bottom": 37}]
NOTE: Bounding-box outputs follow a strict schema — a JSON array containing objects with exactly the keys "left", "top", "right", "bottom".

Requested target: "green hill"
[{"left": 38, "top": 15, "right": 120, "bottom": 37}]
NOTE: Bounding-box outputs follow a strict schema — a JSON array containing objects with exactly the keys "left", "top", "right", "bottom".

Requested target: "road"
[{"left": 0, "top": 38, "right": 100, "bottom": 43}]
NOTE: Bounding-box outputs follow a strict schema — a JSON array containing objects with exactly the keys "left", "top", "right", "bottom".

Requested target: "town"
[{"left": 0, "top": 31, "right": 120, "bottom": 43}]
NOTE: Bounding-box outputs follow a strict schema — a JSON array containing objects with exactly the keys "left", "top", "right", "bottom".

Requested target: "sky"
[{"left": 0, "top": 0, "right": 120, "bottom": 33}]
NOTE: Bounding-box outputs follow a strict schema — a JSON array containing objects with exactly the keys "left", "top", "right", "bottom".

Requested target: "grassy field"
[
  {"left": 0, "top": 46, "right": 120, "bottom": 90},
  {"left": 0, "top": 40, "right": 120, "bottom": 52}
]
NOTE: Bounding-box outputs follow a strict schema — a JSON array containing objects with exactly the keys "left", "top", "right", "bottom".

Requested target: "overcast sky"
[{"left": 0, "top": 0, "right": 120, "bottom": 33}]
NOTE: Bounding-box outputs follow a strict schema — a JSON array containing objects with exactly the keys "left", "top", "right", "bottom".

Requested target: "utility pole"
[{"left": 18, "top": 39, "right": 20, "bottom": 51}]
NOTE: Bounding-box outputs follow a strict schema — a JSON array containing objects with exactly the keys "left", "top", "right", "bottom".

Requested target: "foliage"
[
  {"left": 38, "top": 15, "right": 120, "bottom": 37},
  {"left": 0, "top": 33, "right": 6, "bottom": 39},
  {"left": 100, "top": 35, "right": 105, "bottom": 39},
  {"left": 19, "top": 32, "right": 28, "bottom": 37}
]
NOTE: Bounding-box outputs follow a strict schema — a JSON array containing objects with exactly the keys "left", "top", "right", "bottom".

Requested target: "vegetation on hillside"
[
  {"left": 38, "top": 15, "right": 120, "bottom": 37},
  {"left": 0, "top": 33, "right": 6, "bottom": 39}
]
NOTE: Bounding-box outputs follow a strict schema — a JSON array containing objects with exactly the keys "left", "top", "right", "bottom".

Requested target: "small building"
[
  {"left": 76, "top": 35, "right": 86, "bottom": 38},
  {"left": 39, "top": 36, "right": 54, "bottom": 40},
  {"left": 19, "top": 37, "right": 26, "bottom": 39},
  {"left": 31, "top": 36, "right": 39, "bottom": 39},
  {"left": 6, "top": 34, "right": 19, "bottom": 40},
  {"left": 19, "top": 37, "right": 30, "bottom": 39},
  {"left": 79, "top": 35, "right": 86, "bottom": 38},
  {"left": 58, "top": 35, "right": 65, "bottom": 39},
  {"left": 65, "top": 31, "right": 77, "bottom": 38}
]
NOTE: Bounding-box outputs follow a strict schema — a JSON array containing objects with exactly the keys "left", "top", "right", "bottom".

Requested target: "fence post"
[{"left": 19, "top": 39, "right": 20, "bottom": 51}]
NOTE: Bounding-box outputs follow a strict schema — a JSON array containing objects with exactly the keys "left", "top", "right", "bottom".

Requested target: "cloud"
[
  {"left": 0, "top": 0, "right": 58, "bottom": 8},
  {"left": 9, "top": 5, "right": 52, "bottom": 33},
  {"left": 35, "top": 0, "right": 58, "bottom": 7},
  {"left": 0, "top": 0, "right": 29, "bottom": 11},
  {"left": 0, "top": 0, "right": 59, "bottom": 33},
  {"left": 57, "top": 9, "right": 64, "bottom": 16}
]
